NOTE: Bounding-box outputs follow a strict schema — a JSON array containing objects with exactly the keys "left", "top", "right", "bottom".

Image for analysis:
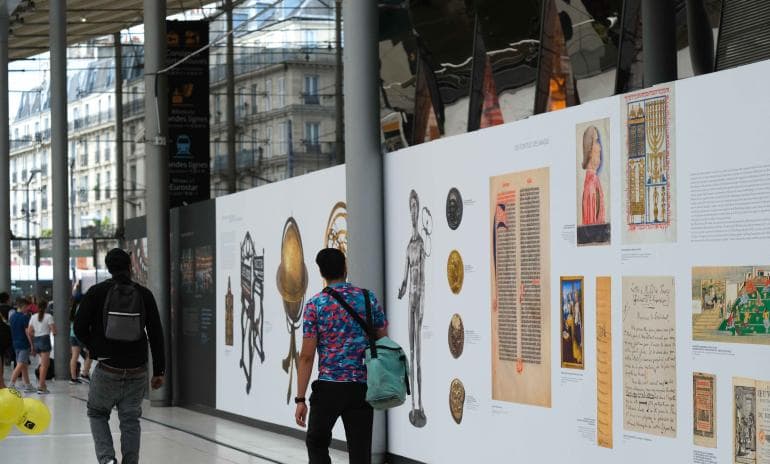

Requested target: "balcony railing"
[{"left": 210, "top": 47, "right": 335, "bottom": 83}]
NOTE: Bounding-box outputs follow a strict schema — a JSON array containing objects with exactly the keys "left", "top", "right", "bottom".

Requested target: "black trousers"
[{"left": 306, "top": 380, "right": 373, "bottom": 464}]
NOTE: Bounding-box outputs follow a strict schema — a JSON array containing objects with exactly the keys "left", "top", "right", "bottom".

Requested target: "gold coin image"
[
  {"left": 448, "top": 313, "right": 464, "bottom": 359},
  {"left": 277, "top": 217, "right": 309, "bottom": 322},
  {"left": 446, "top": 250, "right": 464, "bottom": 294},
  {"left": 449, "top": 378, "right": 465, "bottom": 424}
]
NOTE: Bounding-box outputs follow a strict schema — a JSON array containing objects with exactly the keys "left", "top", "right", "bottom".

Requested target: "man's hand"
[
  {"left": 295, "top": 403, "right": 308, "bottom": 427},
  {"left": 151, "top": 376, "right": 164, "bottom": 390}
]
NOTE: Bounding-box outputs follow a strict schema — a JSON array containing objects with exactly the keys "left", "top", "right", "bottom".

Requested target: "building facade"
[{"left": 8, "top": 0, "right": 339, "bottom": 264}]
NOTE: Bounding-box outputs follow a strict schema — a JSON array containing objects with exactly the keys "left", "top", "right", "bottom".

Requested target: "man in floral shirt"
[{"left": 295, "top": 248, "right": 388, "bottom": 464}]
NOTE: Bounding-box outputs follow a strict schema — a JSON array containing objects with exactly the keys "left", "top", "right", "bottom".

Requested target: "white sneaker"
[{"left": 24, "top": 384, "right": 35, "bottom": 393}]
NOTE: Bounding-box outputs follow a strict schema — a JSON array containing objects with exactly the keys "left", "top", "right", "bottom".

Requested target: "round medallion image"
[
  {"left": 446, "top": 250, "right": 464, "bottom": 295},
  {"left": 448, "top": 313, "right": 464, "bottom": 359},
  {"left": 449, "top": 378, "right": 465, "bottom": 424},
  {"left": 445, "top": 187, "right": 463, "bottom": 230}
]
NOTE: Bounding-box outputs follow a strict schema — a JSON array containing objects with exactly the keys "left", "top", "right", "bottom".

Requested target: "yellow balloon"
[
  {"left": 0, "top": 422, "right": 12, "bottom": 440},
  {"left": 15, "top": 398, "right": 51, "bottom": 435},
  {"left": 0, "top": 388, "right": 24, "bottom": 425}
]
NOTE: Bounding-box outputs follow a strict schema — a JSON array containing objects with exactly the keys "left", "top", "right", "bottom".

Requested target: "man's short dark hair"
[
  {"left": 105, "top": 248, "right": 131, "bottom": 274},
  {"left": 0, "top": 292, "right": 9, "bottom": 303},
  {"left": 316, "top": 248, "right": 346, "bottom": 281}
]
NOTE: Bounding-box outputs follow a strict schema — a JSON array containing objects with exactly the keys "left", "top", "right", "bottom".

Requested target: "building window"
[
  {"left": 105, "top": 171, "right": 111, "bottom": 199},
  {"left": 238, "top": 87, "right": 246, "bottom": 118},
  {"left": 10, "top": 159, "right": 16, "bottom": 184},
  {"left": 107, "top": 95, "right": 112, "bottom": 119},
  {"left": 304, "top": 30, "right": 317, "bottom": 47},
  {"left": 95, "top": 135, "right": 101, "bottom": 163},
  {"left": 129, "top": 125, "right": 136, "bottom": 155},
  {"left": 278, "top": 121, "right": 288, "bottom": 155},
  {"left": 40, "top": 185, "right": 47, "bottom": 211},
  {"left": 85, "top": 104, "right": 90, "bottom": 125},
  {"left": 104, "top": 133, "right": 111, "bottom": 161},
  {"left": 305, "top": 122, "right": 320, "bottom": 153},
  {"left": 214, "top": 138, "right": 221, "bottom": 157},
  {"left": 129, "top": 164, "right": 137, "bottom": 192},
  {"left": 95, "top": 173, "right": 101, "bottom": 201},
  {"left": 304, "top": 75, "right": 319, "bottom": 104},
  {"left": 80, "top": 140, "right": 88, "bottom": 167},
  {"left": 251, "top": 84, "right": 258, "bottom": 114},
  {"left": 252, "top": 128, "right": 259, "bottom": 158},
  {"left": 278, "top": 77, "right": 286, "bottom": 107},
  {"left": 265, "top": 79, "right": 272, "bottom": 111},
  {"left": 265, "top": 126, "right": 273, "bottom": 158},
  {"left": 79, "top": 175, "right": 89, "bottom": 203}
]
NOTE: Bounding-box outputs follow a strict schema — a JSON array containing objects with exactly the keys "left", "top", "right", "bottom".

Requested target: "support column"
[
  {"left": 686, "top": 0, "right": 714, "bottom": 75},
  {"left": 50, "top": 0, "right": 70, "bottom": 380},
  {"left": 0, "top": 0, "right": 10, "bottom": 293},
  {"left": 114, "top": 32, "right": 125, "bottom": 244},
  {"left": 642, "top": 0, "right": 677, "bottom": 85},
  {"left": 334, "top": 0, "right": 344, "bottom": 165},
  {"left": 342, "top": 1, "right": 385, "bottom": 462},
  {"left": 225, "top": 0, "right": 237, "bottom": 193},
  {"left": 144, "top": 0, "right": 171, "bottom": 405}
]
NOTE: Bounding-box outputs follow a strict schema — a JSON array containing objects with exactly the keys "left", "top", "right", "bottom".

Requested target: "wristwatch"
[{"left": 294, "top": 396, "right": 306, "bottom": 404}]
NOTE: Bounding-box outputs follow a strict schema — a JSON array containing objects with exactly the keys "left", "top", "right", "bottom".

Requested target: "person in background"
[
  {"left": 9, "top": 301, "right": 34, "bottom": 392},
  {"left": 0, "top": 292, "right": 12, "bottom": 388},
  {"left": 69, "top": 293, "right": 91, "bottom": 384},
  {"left": 26, "top": 295, "right": 39, "bottom": 315},
  {"left": 295, "top": 248, "right": 388, "bottom": 464},
  {"left": 75, "top": 248, "right": 166, "bottom": 464},
  {"left": 28, "top": 298, "right": 55, "bottom": 394}
]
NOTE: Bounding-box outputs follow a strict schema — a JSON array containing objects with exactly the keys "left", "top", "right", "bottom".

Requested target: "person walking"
[
  {"left": 295, "top": 248, "right": 388, "bottom": 464},
  {"left": 75, "top": 248, "right": 166, "bottom": 464},
  {"left": 9, "top": 300, "right": 34, "bottom": 392},
  {"left": 28, "top": 298, "right": 55, "bottom": 394},
  {"left": 69, "top": 293, "right": 92, "bottom": 384}
]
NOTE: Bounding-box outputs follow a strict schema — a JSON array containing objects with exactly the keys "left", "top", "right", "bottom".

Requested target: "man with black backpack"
[
  {"left": 295, "top": 248, "right": 388, "bottom": 464},
  {"left": 74, "top": 248, "right": 166, "bottom": 464}
]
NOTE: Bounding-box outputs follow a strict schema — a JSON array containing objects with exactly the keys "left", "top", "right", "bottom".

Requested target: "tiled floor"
[{"left": 0, "top": 370, "right": 348, "bottom": 463}]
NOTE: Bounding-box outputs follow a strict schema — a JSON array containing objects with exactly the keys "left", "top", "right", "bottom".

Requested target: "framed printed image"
[{"left": 560, "top": 276, "right": 584, "bottom": 369}]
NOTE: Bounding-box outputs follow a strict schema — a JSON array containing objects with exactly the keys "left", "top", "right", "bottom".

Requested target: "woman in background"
[{"left": 27, "top": 298, "right": 55, "bottom": 394}]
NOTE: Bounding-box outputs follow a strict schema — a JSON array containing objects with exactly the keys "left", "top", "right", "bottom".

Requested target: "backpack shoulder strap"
[{"left": 323, "top": 287, "right": 378, "bottom": 358}]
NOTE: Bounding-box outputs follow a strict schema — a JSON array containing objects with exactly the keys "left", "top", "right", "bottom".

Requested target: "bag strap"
[{"left": 324, "top": 287, "right": 378, "bottom": 359}]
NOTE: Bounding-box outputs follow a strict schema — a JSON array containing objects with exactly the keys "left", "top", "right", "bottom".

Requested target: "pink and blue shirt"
[{"left": 303, "top": 283, "right": 387, "bottom": 383}]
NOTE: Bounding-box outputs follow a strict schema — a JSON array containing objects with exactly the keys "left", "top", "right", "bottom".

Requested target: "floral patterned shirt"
[{"left": 303, "top": 283, "right": 387, "bottom": 383}]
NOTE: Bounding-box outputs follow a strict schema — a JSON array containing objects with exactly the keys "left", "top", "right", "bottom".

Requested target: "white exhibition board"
[
  {"left": 383, "top": 59, "right": 770, "bottom": 463},
  {"left": 215, "top": 164, "right": 347, "bottom": 439}
]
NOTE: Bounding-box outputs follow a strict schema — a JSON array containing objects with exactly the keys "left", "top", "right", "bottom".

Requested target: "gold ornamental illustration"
[
  {"left": 449, "top": 378, "right": 466, "bottom": 424},
  {"left": 448, "top": 313, "right": 464, "bottom": 359},
  {"left": 276, "top": 217, "right": 308, "bottom": 404},
  {"left": 324, "top": 201, "right": 348, "bottom": 255},
  {"left": 447, "top": 250, "right": 464, "bottom": 295}
]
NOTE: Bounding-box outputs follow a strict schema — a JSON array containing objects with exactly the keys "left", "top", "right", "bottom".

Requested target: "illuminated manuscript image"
[
  {"left": 560, "top": 276, "right": 584, "bottom": 369},
  {"left": 596, "top": 277, "right": 612, "bottom": 448},
  {"left": 622, "top": 276, "right": 676, "bottom": 438},
  {"left": 733, "top": 377, "right": 770, "bottom": 464},
  {"left": 576, "top": 119, "right": 611, "bottom": 246},
  {"left": 621, "top": 84, "right": 676, "bottom": 244},
  {"left": 692, "top": 266, "right": 770, "bottom": 346},
  {"left": 693, "top": 372, "right": 717, "bottom": 448},
  {"left": 490, "top": 167, "right": 551, "bottom": 407}
]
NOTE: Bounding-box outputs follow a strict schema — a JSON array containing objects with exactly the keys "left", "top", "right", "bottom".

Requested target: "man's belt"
[{"left": 98, "top": 362, "right": 147, "bottom": 375}]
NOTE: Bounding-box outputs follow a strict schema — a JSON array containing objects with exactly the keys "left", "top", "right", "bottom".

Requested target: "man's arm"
[
  {"left": 294, "top": 336, "right": 316, "bottom": 427},
  {"left": 73, "top": 292, "right": 94, "bottom": 347},
  {"left": 144, "top": 292, "right": 166, "bottom": 381}
]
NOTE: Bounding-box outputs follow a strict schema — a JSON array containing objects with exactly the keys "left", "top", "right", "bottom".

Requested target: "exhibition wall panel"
[
  {"left": 215, "top": 165, "right": 348, "bottom": 439},
  {"left": 383, "top": 59, "right": 770, "bottom": 463}
]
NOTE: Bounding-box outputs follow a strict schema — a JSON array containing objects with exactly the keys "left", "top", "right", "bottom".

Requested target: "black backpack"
[
  {"left": 0, "top": 316, "right": 10, "bottom": 351},
  {"left": 103, "top": 282, "right": 146, "bottom": 342}
]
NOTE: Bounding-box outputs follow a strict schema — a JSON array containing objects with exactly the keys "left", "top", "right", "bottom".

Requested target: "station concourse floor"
[{"left": 0, "top": 370, "right": 348, "bottom": 463}]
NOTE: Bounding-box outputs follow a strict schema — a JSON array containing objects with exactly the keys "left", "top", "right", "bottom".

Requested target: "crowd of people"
[{"left": 0, "top": 291, "right": 92, "bottom": 392}]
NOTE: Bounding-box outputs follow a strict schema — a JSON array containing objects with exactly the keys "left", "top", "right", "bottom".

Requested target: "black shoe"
[{"left": 69, "top": 378, "right": 82, "bottom": 385}]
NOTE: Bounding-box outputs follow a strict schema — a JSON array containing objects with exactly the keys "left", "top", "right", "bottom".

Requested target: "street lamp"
[{"left": 24, "top": 169, "right": 42, "bottom": 266}]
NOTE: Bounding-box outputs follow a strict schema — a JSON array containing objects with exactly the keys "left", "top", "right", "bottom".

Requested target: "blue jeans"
[{"left": 87, "top": 364, "right": 147, "bottom": 464}]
